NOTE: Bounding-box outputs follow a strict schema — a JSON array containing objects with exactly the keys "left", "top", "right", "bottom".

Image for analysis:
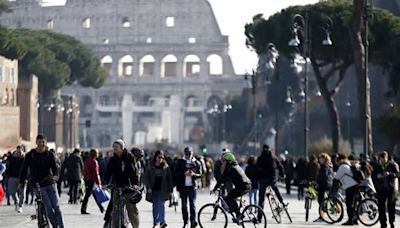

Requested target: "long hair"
[{"left": 152, "top": 150, "right": 165, "bottom": 165}]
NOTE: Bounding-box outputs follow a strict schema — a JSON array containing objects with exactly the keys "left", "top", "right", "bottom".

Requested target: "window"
[
  {"left": 146, "top": 37, "right": 152, "bottom": 43},
  {"left": 47, "top": 19, "right": 54, "bottom": 29},
  {"left": 82, "top": 17, "right": 91, "bottom": 29},
  {"left": 10, "top": 68, "right": 15, "bottom": 83},
  {"left": 122, "top": 17, "right": 130, "bottom": 27},
  {"left": 166, "top": 16, "right": 174, "bottom": 27},
  {"left": 188, "top": 37, "right": 196, "bottom": 43}
]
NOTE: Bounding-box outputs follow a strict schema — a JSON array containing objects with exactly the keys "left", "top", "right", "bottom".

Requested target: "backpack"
[{"left": 349, "top": 164, "right": 365, "bottom": 184}]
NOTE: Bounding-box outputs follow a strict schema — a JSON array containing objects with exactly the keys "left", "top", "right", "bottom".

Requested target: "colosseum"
[{"left": 0, "top": 0, "right": 245, "bottom": 149}]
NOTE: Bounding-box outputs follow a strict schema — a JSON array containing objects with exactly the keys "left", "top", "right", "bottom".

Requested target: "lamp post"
[
  {"left": 222, "top": 103, "right": 232, "bottom": 142},
  {"left": 289, "top": 11, "right": 333, "bottom": 158}
]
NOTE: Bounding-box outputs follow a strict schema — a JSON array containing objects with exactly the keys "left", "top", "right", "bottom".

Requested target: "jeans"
[
  {"left": 180, "top": 186, "right": 197, "bottom": 225},
  {"left": 258, "top": 179, "right": 284, "bottom": 210},
  {"left": 248, "top": 189, "right": 258, "bottom": 206},
  {"left": 345, "top": 185, "right": 357, "bottom": 222},
  {"left": 40, "top": 184, "right": 64, "bottom": 228},
  {"left": 152, "top": 190, "right": 165, "bottom": 225},
  {"left": 225, "top": 186, "right": 250, "bottom": 217},
  {"left": 7, "top": 177, "right": 25, "bottom": 208},
  {"left": 377, "top": 189, "right": 396, "bottom": 227}
]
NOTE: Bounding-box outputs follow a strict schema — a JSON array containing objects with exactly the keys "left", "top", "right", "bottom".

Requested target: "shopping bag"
[{"left": 93, "top": 186, "right": 110, "bottom": 204}]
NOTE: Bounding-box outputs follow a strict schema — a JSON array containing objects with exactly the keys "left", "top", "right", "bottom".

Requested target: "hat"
[
  {"left": 131, "top": 147, "right": 144, "bottom": 157},
  {"left": 222, "top": 152, "right": 236, "bottom": 163},
  {"left": 113, "top": 139, "right": 126, "bottom": 149},
  {"left": 184, "top": 147, "right": 193, "bottom": 153},
  {"left": 222, "top": 148, "right": 231, "bottom": 154}
]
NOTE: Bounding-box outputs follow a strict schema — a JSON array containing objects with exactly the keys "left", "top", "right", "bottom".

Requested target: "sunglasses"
[{"left": 157, "top": 156, "right": 165, "bottom": 159}]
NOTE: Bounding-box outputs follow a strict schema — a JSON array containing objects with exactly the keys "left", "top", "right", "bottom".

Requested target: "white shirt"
[
  {"left": 334, "top": 162, "right": 358, "bottom": 190},
  {"left": 184, "top": 159, "right": 194, "bottom": 187}
]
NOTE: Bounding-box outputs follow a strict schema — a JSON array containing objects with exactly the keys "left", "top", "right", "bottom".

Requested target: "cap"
[
  {"left": 184, "top": 147, "right": 193, "bottom": 153},
  {"left": 131, "top": 147, "right": 144, "bottom": 157},
  {"left": 113, "top": 139, "right": 126, "bottom": 149},
  {"left": 222, "top": 152, "right": 236, "bottom": 163}
]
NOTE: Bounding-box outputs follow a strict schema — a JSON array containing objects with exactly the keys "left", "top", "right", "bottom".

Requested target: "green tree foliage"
[
  {"left": 245, "top": 0, "right": 400, "bottom": 154},
  {"left": 11, "top": 29, "right": 107, "bottom": 95},
  {"left": 377, "top": 104, "right": 400, "bottom": 154}
]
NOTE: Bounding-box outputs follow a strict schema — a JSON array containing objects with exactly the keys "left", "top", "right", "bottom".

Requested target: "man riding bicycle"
[{"left": 212, "top": 152, "right": 251, "bottom": 222}]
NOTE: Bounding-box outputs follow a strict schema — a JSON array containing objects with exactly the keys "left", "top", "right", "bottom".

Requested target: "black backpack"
[{"left": 349, "top": 164, "right": 365, "bottom": 184}]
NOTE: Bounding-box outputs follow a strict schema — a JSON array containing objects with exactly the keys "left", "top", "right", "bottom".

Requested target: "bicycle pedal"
[{"left": 30, "top": 215, "right": 37, "bottom": 220}]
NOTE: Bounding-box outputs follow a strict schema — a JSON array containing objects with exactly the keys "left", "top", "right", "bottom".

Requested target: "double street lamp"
[{"left": 288, "top": 11, "right": 333, "bottom": 158}]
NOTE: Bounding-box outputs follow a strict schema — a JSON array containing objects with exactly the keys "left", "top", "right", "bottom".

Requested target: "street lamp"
[
  {"left": 289, "top": 11, "right": 333, "bottom": 158},
  {"left": 222, "top": 103, "right": 232, "bottom": 142}
]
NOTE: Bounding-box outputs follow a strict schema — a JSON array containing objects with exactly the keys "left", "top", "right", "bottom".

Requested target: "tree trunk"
[
  {"left": 349, "top": 0, "right": 373, "bottom": 156},
  {"left": 310, "top": 60, "right": 341, "bottom": 154}
]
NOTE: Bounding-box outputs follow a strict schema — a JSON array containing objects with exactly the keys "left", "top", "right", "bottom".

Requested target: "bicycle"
[
  {"left": 198, "top": 188, "right": 267, "bottom": 228},
  {"left": 105, "top": 185, "right": 134, "bottom": 228},
  {"left": 30, "top": 183, "right": 50, "bottom": 228},
  {"left": 265, "top": 185, "right": 292, "bottom": 223},
  {"left": 328, "top": 186, "right": 378, "bottom": 226},
  {"left": 303, "top": 181, "right": 318, "bottom": 222}
]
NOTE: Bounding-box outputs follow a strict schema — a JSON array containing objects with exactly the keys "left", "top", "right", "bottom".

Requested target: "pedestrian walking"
[
  {"left": 62, "top": 148, "right": 83, "bottom": 204},
  {"left": 295, "top": 157, "right": 308, "bottom": 200},
  {"left": 81, "top": 149, "right": 104, "bottom": 214},
  {"left": 19, "top": 134, "right": 64, "bottom": 228},
  {"left": 6, "top": 145, "right": 25, "bottom": 213},
  {"left": 174, "top": 147, "right": 202, "bottom": 228},
  {"left": 372, "top": 151, "right": 399, "bottom": 228},
  {"left": 245, "top": 155, "right": 258, "bottom": 205},
  {"left": 144, "top": 150, "right": 173, "bottom": 228}
]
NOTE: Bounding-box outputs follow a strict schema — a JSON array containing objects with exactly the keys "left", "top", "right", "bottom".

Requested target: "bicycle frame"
[{"left": 31, "top": 183, "right": 50, "bottom": 228}]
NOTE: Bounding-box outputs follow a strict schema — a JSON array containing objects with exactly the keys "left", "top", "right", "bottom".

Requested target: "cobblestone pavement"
[{"left": 0, "top": 187, "right": 399, "bottom": 228}]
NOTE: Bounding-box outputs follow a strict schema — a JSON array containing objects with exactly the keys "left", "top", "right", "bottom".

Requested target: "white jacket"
[{"left": 334, "top": 161, "right": 358, "bottom": 190}]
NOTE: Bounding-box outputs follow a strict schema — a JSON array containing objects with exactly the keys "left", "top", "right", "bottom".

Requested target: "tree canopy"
[
  {"left": 244, "top": 0, "right": 400, "bottom": 154},
  {"left": 11, "top": 29, "right": 107, "bottom": 94}
]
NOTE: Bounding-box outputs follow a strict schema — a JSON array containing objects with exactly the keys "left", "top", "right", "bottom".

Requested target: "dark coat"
[
  {"left": 62, "top": 153, "right": 83, "bottom": 181},
  {"left": 256, "top": 151, "right": 285, "bottom": 181},
  {"left": 107, "top": 150, "right": 139, "bottom": 187},
  {"left": 214, "top": 162, "right": 251, "bottom": 191},
  {"left": 173, "top": 157, "right": 202, "bottom": 192},
  {"left": 372, "top": 160, "right": 399, "bottom": 192},
  {"left": 245, "top": 164, "right": 258, "bottom": 189},
  {"left": 144, "top": 163, "right": 173, "bottom": 201}
]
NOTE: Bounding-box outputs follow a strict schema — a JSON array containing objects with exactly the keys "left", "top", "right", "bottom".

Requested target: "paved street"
[{"left": 0, "top": 187, "right": 399, "bottom": 228}]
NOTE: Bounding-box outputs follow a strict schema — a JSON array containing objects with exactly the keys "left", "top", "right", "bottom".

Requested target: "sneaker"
[
  {"left": 160, "top": 223, "right": 167, "bottom": 228},
  {"left": 14, "top": 204, "right": 18, "bottom": 212},
  {"left": 103, "top": 221, "right": 111, "bottom": 228},
  {"left": 81, "top": 211, "right": 90, "bottom": 215},
  {"left": 17, "top": 207, "right": 22, "bottom": 213},
  {"left": 190, "top": 221, "right": 198, "bottom": 228},
  {"left": 232, "top": 216, "right": 243, "bottom": 225}
]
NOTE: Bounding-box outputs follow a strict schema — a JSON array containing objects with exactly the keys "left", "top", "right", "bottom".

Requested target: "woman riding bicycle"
[{"left": 212, "top": 152, "right": 251, "bottom": 222}]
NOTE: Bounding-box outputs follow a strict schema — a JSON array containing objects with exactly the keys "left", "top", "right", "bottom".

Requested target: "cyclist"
[
  {"left": 256, "top": 144, "right": 287, "bottom": 211},
  {"left": 19, "top": 134, "right": 64, "bottom": 228},
  {"left": 106, "top": 139, "right": 141, "bottom": 228},
  {"left": 212, "top": 152, "right": 251, "bottom": 222}
]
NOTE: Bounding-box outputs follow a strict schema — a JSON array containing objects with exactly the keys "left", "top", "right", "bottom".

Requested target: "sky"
[{"left": 42, "top": 0, "right": 319, "bottom": 74}]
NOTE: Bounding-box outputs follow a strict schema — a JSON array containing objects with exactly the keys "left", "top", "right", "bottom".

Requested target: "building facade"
[{"left": 1, "top": 0, "right": 245, "bottom": 149}]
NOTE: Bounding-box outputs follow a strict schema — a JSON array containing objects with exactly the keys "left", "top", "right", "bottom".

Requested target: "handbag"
[
  {"left": 93, "top": 186, "right": 111, "bottom": 204},
  {"left": 145, "top": 190, "right": 152, "bottom": 203},
  {"left": 125, "top": 185, "right": 143, "bottom": 204}
]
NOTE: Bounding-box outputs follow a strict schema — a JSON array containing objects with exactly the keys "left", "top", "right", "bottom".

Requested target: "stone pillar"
[{"left": 121, "top": 94, "right": 133, "bottom": 147}]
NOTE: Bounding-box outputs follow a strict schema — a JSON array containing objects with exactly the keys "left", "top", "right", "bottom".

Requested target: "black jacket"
[
  {"left": 214, "top": 162, "right": 251, "bottom": 191},
  {"left": 61, "top": 153, "right": 83, "bottom": 181},
  {"left": 173, "top": 157, "right": 202, "bottom": 191},
  {"left": 7, "top": 154, "right": 25, "bottom": 178},
  {"left": 19, "top": 149, "right": 58, "bottom": 187},
  {"left": 256, "top": 151, "right": 285, "bottom": 181},
  {"left": 372, "top": 160, "right": 399, "bottom": 192},
  {"left": 245, "top": 164, "right": 258, "bottom": 189},
  {"left": 107, "top": 150, "right": 139, "bottom": 187}
]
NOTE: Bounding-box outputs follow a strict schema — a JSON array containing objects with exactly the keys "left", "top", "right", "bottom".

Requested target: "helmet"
[
  {"left": 131, "top": 147, "right": 144, "bottom": 157},
  {"left": 222, "top": 152, "right": 236, "bottom": 163}
]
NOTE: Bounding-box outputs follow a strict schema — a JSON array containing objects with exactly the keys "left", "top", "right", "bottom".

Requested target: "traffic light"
[
  {"left": 284, "top": 148, "right": 289, "bottom": 155},
  {"left": 257, "top": 112, "right": 263, "bottom": 119},
  {"left": 200, "top": 144, "right": 208, "bottom": 153}
]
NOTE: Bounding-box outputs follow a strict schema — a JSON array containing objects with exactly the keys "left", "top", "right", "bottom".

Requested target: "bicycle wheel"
[
  {"left": 241, "top": 204, "right": 267, "bottom": 228},
  {"left": 304, "top": 197, "right": 311, "bottom": 222},
  {"left": 283, "top": 204, "right": 292, "bottom": 223},
  {"left": 357, "top": 198, "right": 379, "bottom": 226},
  {"left": 198, "top": 203, "right": 228, "bottom": 228},
  {"left": 323, "top": 198, "right": 344, "bottom": 224},
  {"left": 267, "top": 194, "right": 281, "bottom": 223},
  {"left": 37, "top": 202, "right": 50, "bottom": 228}
]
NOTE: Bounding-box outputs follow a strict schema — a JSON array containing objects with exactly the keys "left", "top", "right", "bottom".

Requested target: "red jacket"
[{"left": 83, "top": 156, "right": 101, "bottom": 185}]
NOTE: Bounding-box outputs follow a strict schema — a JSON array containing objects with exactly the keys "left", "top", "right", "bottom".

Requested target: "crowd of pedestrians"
[{"left": 0, "top": 136, "right": 399, "bottom": 228}]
